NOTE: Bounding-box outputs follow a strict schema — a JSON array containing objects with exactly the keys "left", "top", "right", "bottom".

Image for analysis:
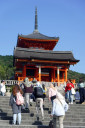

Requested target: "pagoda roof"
[
  {"left": 14, "top": 47, "right": 79, "bottom": 63},
  {"left": 18, "top": 32, "right": 59, "bottom": 41}
]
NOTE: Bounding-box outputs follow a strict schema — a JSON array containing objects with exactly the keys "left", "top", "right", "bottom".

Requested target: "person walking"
[
  {"left": 65, "top": 79, "right": 74, "bottom": 104},
  {"left": 50, "top": 90, "right": 68, "bottom": 128},
  {"left": 49, "top": 83, "right": 57, "bottom": 105},
  {"left": 77, "top": 78, "right": 85, "bottom": 104},
  {"left": 9, "top": 84, "right": 23, "bottom": 125},
  {"left": 23, "top": 77, "right": 33, "bottom": 111},
  {"left": 0, "top": 80, "right": 6, "bottom": 96},
  {"left": 33, "top": 82, "right": 44, "bottom": 120}
]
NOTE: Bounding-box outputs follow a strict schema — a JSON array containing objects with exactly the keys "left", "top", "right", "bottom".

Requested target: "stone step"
[
  {"left": 0, "top": 120, "right": 85, "bottom": 126},
  {"left": 0, "top": 110, "right": 84, "bottom": 116},
  {"left": 0, "top": 106, "right": 82, "bottom": 112},
  {"left": 0, "top": 125, "right": 48, "bottom": 128},
  {"left": 0, "top": 125, "right": 84, "bottom": 128},
  {"left": 0, "top": 106, "right": 84, "bottom": 113},
  {"left": 0, "top": 101, "right": 83, "bottom": 107},
  {"left": 0, "top": 110, "right": 85, "bottom": 116},
  {"left": 1, "top": 116, "right": 85, "bottom": 122},
  {"left": 0, "top": 106, "right": 85, "bottom": 112},
  {"left": 1, "top": 113, "right": 85, "bottom": 120}
]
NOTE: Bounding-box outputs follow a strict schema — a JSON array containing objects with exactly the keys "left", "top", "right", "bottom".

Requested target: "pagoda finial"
[{"left": 33, "top": 7, "right": 39, "bottom": 33}]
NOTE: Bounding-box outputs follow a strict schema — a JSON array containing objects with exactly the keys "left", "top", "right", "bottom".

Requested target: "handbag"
[
  {"left": 51, "top": 95, "right": 56, "bottom": 101},
  {"left": 58, "top": 98, "right": 69, "bottom": 112},
  {"left": 71, "top": 87, "right": 76, "bottom": 95}
]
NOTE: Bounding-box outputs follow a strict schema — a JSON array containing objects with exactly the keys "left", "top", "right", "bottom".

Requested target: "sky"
[{"left": 0, "top": 0, "right": 85, "bottom": 74}]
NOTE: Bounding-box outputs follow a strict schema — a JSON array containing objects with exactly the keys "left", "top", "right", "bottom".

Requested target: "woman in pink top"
[{"left": 49, "top": 83, "right": 57, "bottom": 105}]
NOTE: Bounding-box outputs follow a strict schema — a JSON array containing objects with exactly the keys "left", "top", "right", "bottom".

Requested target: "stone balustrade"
[{"left": 0, "top": 80, "right": 77, "bottom": 97}]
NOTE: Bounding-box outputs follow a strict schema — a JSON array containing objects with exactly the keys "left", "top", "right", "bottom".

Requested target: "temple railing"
[
  {"left": 0, "top": 80, "right": 66, "bottom": 86},
  {"left": 0, "top": 80, "right": 19, "bottom": 86},
  {"left": 0, "top": 80, "right": 77, "bottom": 88},
  {"left": 0, "top": 80, "right": 78, "bottom": 97}
]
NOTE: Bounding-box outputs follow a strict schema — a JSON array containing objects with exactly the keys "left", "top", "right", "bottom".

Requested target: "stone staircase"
[{"left": 0, "top": 96, "right": 85, "bottom": 128}]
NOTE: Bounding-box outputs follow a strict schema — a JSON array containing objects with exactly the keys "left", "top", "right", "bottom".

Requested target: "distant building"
[{"left": 13, "top": 7, "right": 79, "bottom": 83}]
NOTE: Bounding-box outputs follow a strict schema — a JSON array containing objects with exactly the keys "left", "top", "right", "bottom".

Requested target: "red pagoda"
[{"left": 13, "top": 8, "right": 79, "bottom": 83}]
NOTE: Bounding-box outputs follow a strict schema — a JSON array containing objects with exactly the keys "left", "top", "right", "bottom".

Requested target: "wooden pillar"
[
  {"left": 22, "top": 65, "right": 26, "bottom": 77},
  {"left": 54, "top": 68, "right": 55, "bottom": 82},
  {"left": 39, "top": 66, "right": 41, "bottom": 82},
  {"left": 51, "top": 69, "right": 53, "bottom": 82},
  {"left": 65, "top": 68, "right": 68, "bottom": 82},
  {"left": 57, "top": 68, "right": 60, "bottom": 86},
  {"left": 62, "top": 72, "right": 64, "bottom": 82}
]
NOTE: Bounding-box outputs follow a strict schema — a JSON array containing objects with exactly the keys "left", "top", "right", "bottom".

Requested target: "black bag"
[
  {"left": 34, "top": 87, "right": 43, "bottom": 97},
  {"left": 49, "top": 120, "right": 53, "bottom": 128},
  {"left": 51, "top": 95, "right": 56, "bottom": 101}
]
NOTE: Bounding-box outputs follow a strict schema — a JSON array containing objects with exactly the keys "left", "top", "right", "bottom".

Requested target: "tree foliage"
[
  {"left": 0, "top": 55, "right": 15, "bottom": 80},
  {"left": 68, "top": 70, "right": 85, "bottom": 83}
]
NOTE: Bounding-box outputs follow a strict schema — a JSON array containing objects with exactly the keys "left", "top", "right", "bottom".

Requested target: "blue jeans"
[
  {"left": 1, "top": 92, "right": 5, "bottom": 96},
  {"left": 13, "top": 113, "right": 21, "bottom": 125},
  {"left": 67, "top": 90, "right": 73, "bottom": 103},
  {"left": 79, "top": 88, "right": 85, "bottom": 103}
]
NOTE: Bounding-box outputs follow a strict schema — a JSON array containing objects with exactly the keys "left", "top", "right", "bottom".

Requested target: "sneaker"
[
  {"left": 82, "top": 102, "right": 85, "bottom": 104},
  {"left": 30, "top": 103, "right": 32, "bottom": 106},
  {"left": 12, "top": 123, "right": 16, "bottom": 125},
  {"left": 17, "top": 123, "right": 20, "bottom": 125},
  {"left": 71, "top": 102, "right": 73, "bottom": 104},
  {"left": 42, "top": 116, "right": 44, "bottom": 120}
]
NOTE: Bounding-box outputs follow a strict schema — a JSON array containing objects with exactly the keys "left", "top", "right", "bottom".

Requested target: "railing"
[
  {"left": 0, "top": 80, "right": 66, "bottom": 87},
  {"left": 0, "top": 80, "right": 78, "bottom": 97},
  {"left": 0, "top": 80, "right": 77, "bottom": 88},
  {"left": 0, "top": 80, "right": 19, "bottom": 86}
]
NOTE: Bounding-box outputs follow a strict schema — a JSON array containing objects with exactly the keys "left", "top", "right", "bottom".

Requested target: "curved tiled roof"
[
  {"left": 18, "top": 32, "right": 59, "bottom": 40},
  {"left": 14, "top": 47, "right": 79, "bottom": 62}
]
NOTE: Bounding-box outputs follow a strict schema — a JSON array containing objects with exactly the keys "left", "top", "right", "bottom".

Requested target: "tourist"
[
  {"left": 33, "top": 82, "right": 44, "bottom": 120},
  {"left": 49, "top": 83, "right": 57, "bottom": 105},
  {"left": 9, "top": 84, "right": 23, "bottom": 125},
  {"left": 74, "top": 88, "right": 80, "bottom": 103},
  {"left": 50, "top": 90, "right": 68, "bottom": 128},
  {"left": 77, "top": 78, "right": 85, "bottom": 104},
  {"left": 0, "top": 80, "right": 6, "bottom": 96},
  {"left": 65, "top": 79, "right": 74, "bottom": 104},
  {"left": 23, "top": 77, "right": 33, "bottom": 111}
]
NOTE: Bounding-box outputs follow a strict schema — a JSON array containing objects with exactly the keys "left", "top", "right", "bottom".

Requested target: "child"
[{"left": 74, "top": 89, "right": 80, "bottom": 103}]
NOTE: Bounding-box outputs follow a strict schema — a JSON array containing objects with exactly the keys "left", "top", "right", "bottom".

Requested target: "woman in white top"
[
  {"left": 0, "top": 80, "right": 6, "bottom": 96},
  {"left": 51, "top": 90, "right": 68, "bottom": 128},
  {"left": 49, "top": 83, "right": 57, "bottom": 105}
]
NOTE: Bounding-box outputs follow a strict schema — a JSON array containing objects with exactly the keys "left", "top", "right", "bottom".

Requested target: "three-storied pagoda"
[{"left": 13, "top": 8, "right": 79, "bottom": 83}]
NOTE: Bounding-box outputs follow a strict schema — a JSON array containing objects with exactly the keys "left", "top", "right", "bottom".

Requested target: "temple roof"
[
  {"left": 14, "top": 47, "right": 79, "bottom": 63},
  {"left": 18, "top": 32, "right": 59, "bottom": 41},
  {"left": 18, "top": 7, "right": 59, "bottom": 41}
]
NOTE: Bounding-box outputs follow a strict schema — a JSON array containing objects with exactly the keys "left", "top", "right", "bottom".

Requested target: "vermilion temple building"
[{"left": 13, "top": 8, "right": 79, "bottom": 83}]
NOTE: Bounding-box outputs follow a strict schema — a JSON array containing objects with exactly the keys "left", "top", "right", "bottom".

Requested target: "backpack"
[
  {"left": 34, "top": 87, "right": 43, "bottom": 97},
  {"left": 16, "top": 92, "right": 24, "bottom": 105}
]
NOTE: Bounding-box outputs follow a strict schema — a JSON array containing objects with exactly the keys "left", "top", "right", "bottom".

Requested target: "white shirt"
[{"left": 0, "top": 83, "right": 6, "bottom": 93}]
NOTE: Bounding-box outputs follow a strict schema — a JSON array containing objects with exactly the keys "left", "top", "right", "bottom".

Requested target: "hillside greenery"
[
  {"left": 0, "top": 55, "right": 15, "bottom": 80},
  {"left": 0, "top": 55, "right": 85, "bottom": 83}
]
